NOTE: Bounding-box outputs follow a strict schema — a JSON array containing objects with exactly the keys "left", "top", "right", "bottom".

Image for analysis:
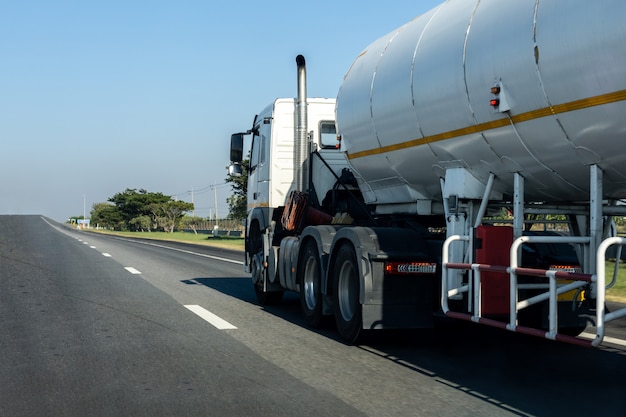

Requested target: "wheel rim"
[
  {"left": 250, "top": 226, "right": 264, "bottom": 285},
  {"left": 251, "top": 252, "right": 263, "bottom": 285},
  {"left": 337, "top": 259, "right": 357, "bottom": 322},
  {"left": 303, "top": 256, "right": 319, "bottom": 311}
]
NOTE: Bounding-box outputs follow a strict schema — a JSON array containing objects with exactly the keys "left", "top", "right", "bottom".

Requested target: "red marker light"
[{"left": 490, "top": 98, "right": 500, "bottom": 107}]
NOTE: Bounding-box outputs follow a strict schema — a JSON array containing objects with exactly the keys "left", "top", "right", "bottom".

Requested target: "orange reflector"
[
  {"left": 385, "top": 262, "right": 437, "bottom": 275},
  {"left": 491, "top": 86, "right": 501, "bottom": 94}
]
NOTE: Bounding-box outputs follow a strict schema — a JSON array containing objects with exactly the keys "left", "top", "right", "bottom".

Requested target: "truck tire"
[
  {"left": 332, "top": 243, "right": 362, "bottom": 343},
  {"left": 250, "top": 224, "right": 283, "bottom": 305},
  {"left": 298, "top": 240, "right": 323, "bottom": 327}
]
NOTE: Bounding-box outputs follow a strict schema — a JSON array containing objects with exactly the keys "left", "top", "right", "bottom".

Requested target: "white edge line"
[
  {"left": 184, "top": 305, "right": 237, "bottom": 330},
  {"left": 112, "top": 237, "right": 243, "bottom": 265}
]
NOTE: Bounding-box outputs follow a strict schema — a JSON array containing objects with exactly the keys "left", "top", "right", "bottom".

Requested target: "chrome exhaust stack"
[{"left": 295, "top": 54, "right": 308, "bottom": 193}]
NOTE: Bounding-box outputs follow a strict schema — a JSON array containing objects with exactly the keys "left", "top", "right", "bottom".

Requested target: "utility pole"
[
  {"left": 191, "top": 187, "right": 195, "bottom": 217},
  {"left": 213, "top": 183, "right": 219, "bottom": 226}
]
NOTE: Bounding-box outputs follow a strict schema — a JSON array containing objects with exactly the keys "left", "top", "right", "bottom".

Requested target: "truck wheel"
[
  {"left": 332, "top": 243, "right": 362, "bottom": 343},
  {"left": 298, "top": 240, "right": 323, "bottom": 327},
  {"left": 250, "top": 225, "right": 283, "bottom": 305}
]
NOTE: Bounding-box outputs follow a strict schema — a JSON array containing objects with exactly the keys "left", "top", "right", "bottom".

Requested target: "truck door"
[{"left": 248, "top": 120, "right": 270, "bottom": 211}]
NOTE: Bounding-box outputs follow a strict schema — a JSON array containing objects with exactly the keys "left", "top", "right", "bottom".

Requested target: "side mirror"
[
  {"left": 228, "top": 163, "right": 243, "bottom": 177},
  {"left": 230, "top": 133, "right": 244, "bottom": 163}
]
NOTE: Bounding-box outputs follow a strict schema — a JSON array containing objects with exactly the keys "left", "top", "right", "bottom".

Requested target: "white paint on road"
[
  {"left": 124, "top": 267, "right": 142, "bottom": 275},
  {"left": 112, "top": 237, "right": 243, "bottom": 265},
  {"left": 184, "top": 305, "right": 237, "bottom": 330},
  {"left": 581, "top": 332, "right": 626, "bottom": 347},
  {"left": 102, "top": 253, "right": 112, "bottom": 257}
]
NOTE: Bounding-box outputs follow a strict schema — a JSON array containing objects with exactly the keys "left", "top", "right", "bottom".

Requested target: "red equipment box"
[{"left": 475, "top": 225, "right": 513, "bottom": 316}]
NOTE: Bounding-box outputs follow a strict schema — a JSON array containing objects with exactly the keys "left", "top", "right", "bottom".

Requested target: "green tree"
[
  {"left": 180, "top": 215, "right": 205, "bottom": 235},
  {"left": 147, "top": 203, "right": 164, "bottom": 230},
  {"left": 150, "top": 200, "right": 194, "bottom": 233},
  {"left": 225, "top": 158, "right": 249, "bottom": 221},
  {"left": 90, "top": 202, "right": 125, "bottom": 230},
  {"left": 109, "top": 189, "right": 170, "bottom": 231},
  {"left": 129, "top": 215, "right": 152, "bottom": 232}
]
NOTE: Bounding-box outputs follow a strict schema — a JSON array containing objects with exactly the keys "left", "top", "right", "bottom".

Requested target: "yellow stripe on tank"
[{"left": 347, "top": 89, "right": 626, "bottom": 160}]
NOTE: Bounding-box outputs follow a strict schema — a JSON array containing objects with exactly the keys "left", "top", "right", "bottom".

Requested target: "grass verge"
[
  {"left": 87, "top": 229, "right": 245, "bottom": 251},
  {"left": 605, "top": 261, "right": 626, "bottom": 303}
]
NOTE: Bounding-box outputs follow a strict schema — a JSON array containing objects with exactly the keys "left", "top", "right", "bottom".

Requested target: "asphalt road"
[{"left": 1, "top": 215, "right": 625, "bottom": 417}]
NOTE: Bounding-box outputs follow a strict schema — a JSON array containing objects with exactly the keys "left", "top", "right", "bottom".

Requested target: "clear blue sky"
[{"left": 1, "top": 0, "right": 442, "bottom": 222}]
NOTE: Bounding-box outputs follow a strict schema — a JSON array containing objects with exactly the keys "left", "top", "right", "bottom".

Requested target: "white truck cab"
[{"left": 246, "top": 98, "right": 338, "bottom": 214}]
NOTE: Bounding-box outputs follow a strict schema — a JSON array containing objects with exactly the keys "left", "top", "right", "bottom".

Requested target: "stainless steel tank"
[{"left": 336, "top": 0, "right": 626, "bottom": 206}]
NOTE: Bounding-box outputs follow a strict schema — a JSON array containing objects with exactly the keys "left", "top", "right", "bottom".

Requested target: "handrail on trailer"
[
  {"left": 595, "top": 237, "right": 626, "bottom": 346},
  {"left": 441, "top": 234, "right": 626, "bottom": 347}
]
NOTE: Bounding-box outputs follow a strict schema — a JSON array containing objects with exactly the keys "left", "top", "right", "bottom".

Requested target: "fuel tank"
[{"left": 336, "top": 0, "right": 626, "bottom": 208}]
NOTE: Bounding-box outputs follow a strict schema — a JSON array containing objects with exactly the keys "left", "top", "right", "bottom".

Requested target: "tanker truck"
[{"left": 228, "top": 0, "right": 626, "bottom": 346}]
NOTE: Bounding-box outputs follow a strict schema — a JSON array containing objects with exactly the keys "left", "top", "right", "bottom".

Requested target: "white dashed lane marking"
[
  {"left": 184, "top": 305, "right": 237, "bottom": 330},
  {"left": 68, "top": 230, "right": 239, "bottom": 332}
]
